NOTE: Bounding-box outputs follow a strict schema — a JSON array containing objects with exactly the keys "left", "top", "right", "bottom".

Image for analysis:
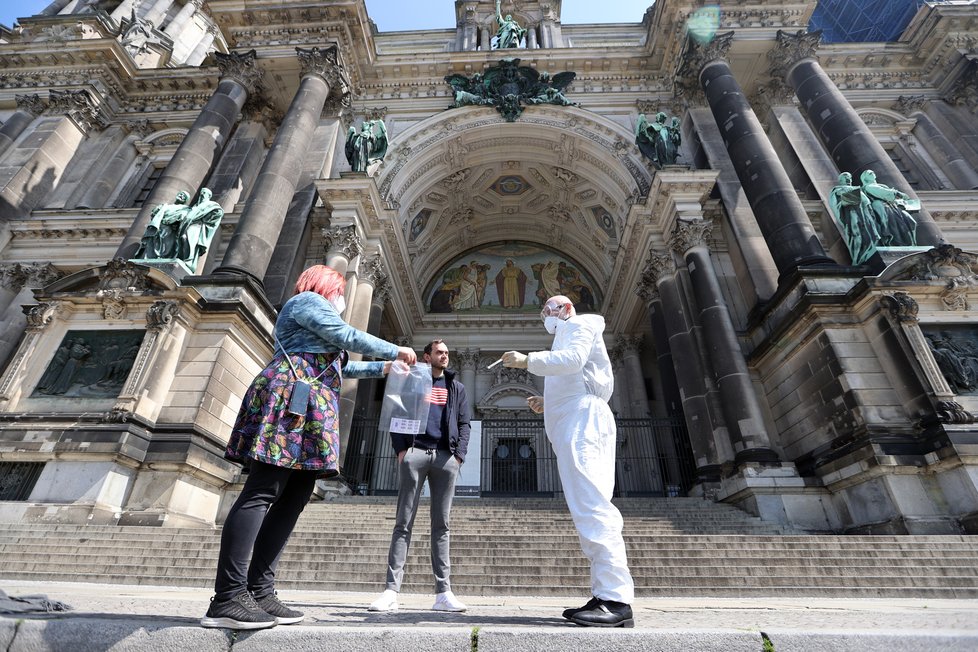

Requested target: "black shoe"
[
  {"left": 200, "top": 591, "right": 278, "bottom": 629},
  {"left": 254, "top": 592, "right": 305, "bottom": 625},
  {"left": 562, "top": 596, "right": 601, "bottom": 620},
  {"left": 569, "top": 599, "right": 634, "bottom": 628}
]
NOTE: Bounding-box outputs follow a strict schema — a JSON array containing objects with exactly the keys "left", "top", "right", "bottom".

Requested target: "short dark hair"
[{"left": 423, "top": 339, "right": 447, "bottom": 355}]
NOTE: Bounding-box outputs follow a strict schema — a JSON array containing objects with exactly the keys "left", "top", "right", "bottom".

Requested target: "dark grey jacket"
[{"left": 390, "top": 368, "right": 471, "bottom": 462}]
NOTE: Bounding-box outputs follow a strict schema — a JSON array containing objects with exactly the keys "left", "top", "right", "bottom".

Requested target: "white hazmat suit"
[{"left": 525, "top": 312, "right": 635, "bottom": 604}]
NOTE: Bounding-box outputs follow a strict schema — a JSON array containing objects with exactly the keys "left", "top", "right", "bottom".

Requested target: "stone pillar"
[
  {"left": 640, "top": 250, "right": 722, "bottom": 483},
  {"left": 527, "top": 26, "right": 538, "bottom": 49},
  {"left": 74, "top": 119, "right": 154, "bottom": 209},
  {"left": 636, "top": 278, "right": 682, "bottom": 418},
  {"left": 336, "top": 254, "right": 385, "bottom": 471},
  {"left": 143, "top": 0, "right": 174, "bottom": 28},
  {"left": 772, "top": 30, "right": 942, "bottom": 245},
  {"left": 680, "top": 32, "right": 833, "bottom": 276},
  {"left": 457, "top": 348, "right": 478, "bottom": 405},
  {"left": 115, "top": 50, "right": 261, "bottom": 259},
  {"left": 322, "top": 224, "right": 361, "bottom": 276},
  {"left": 109, "top": 0, "right": 137, "bottom": 22},
  {"left": 616, "top": 335, "right": 650, "bottom": 417},
  {"left": 0, "top": 95, "right": 45, "bottom": 160},
  {"left": 215, "top": 46, "right": 349, "bottom": 286},
  {"left": 205, "top": 118, "right": 267, "bottom": 212},
  {"left": 54, "top": 123, "right": 130, "bottom": 209},
  {"left": 480, "top": 27, "right": 490, "bottom": 50},
  {"left": 187, "top": 24, "right": 219, "bottom": 66},
  {"left": 670, "top": 217, "right": 778, "bottom": 465},
  {"left": 163, "top": 0, "right": 200, "bottom": 38},
  {"left": 608, "top": 344, "right": 628, "bottom": 416},
  {"left": 0, "top": 263, "right": 62, "bottom": 372},
  {"left": 894, "top": 95, "right": 978, "bottom": 190},
  {"left": 0, "top": 90, "right": 103, "bottom": 220}
]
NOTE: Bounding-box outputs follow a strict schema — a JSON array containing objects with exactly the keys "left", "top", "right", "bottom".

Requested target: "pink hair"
[{"left": 294, "top": 265, "right": 346, "bottom": 300}]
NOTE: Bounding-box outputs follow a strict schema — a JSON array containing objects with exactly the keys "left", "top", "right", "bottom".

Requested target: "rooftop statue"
[
  {"left": 494, "top": 0, "right": 526, "bottom": 49},
  {"left": 829, "top": 172, "right": 879, "bottom": 266},
  {"left": 345, "top": 119, "right": 389, "bottom": 173},
  {"left": 444, "top": 59, "right": 577, "bottom": 122},
  {"left": 635, "top": 111, "right": 682, "bottom": 168}
]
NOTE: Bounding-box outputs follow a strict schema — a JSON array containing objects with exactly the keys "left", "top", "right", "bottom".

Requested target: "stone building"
[{"left": 0, "top": 0, "right": 976, "bottom": 535}]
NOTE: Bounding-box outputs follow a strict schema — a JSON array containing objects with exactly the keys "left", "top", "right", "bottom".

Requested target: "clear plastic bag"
[{"left": 379, "top": 362, "right": 433, "bottom": 433}]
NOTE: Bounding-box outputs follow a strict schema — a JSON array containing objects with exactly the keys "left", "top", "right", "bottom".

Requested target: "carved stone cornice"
[
  {"left": 893, "top": 95, "right": 929, "bottom": 116},
  {"left": 768, "top": 29, "right": 822, "bottom": 80},
  {"left": 880, "top": 292, "right": 919, "bottom": 323},
  {"left": 215, "top": 49, "right": 263, "bottom": 94},
  {"left": 669, "top": 218, "right": 713, "bottom": 255},
  {"left": 322, "top": 224, "right": 362, "bottom": 260},
  {"left": 641, "top": 249, "right": 676, "bottom": 284},
  {"left": 146, "top": 300, "right": 180, "bottom": 330},
  {"left": 20, "top": 263, "right": 61, "bottom": 288},
  {"left": 15, "top": 93, "right": 45, "bottom": 117},
  {"left": 945, "top": 59, "right": 978, "bottom": 110},
  {"left": 47, "top": 89, "right": 107, "bottom": 134}
]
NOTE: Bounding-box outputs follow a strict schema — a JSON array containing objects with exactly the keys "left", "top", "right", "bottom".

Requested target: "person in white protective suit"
[{"left": 501, "top": 295, "right": 635, "bottom": 628}]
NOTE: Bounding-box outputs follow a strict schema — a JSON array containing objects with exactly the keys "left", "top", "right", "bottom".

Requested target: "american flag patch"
[{"left": 428, "top": 386, "right": 448, "bottom": 405}]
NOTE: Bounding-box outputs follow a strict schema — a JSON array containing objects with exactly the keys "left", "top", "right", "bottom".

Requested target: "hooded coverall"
[{"left": 526, "top": 313, "right": 635, "bottom": 604}]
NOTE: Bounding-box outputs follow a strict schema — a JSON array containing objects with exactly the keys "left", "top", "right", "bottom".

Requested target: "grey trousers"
[{"left": 385, "top": 448, "right": 461, "bottom": 593}]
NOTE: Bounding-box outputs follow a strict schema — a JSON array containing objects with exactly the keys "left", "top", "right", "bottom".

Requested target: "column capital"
[
  {"left": 215, "top": 49, "right": 263, "bottom": 94},
  {"left": 674, "top": 31, "right": 733, "bottom": 105},
  {"left": 944, "top": 59, "right": 978, "bottom": 110},
  {"left": 880, "top": 292, "right": 919, "bottom": 323},
  {"left": 454, "top": 348, "right": 479, "bottom": 371},
  {"left": 322, "top": 224, "right": 362, "bottom": 260},
  {"left": 146, "top": 299, "right": 180, "bottom": 330},
  {"left": 768, "top": 29, "right": 822, "bottom": 80},
  {"left": 296, "top": 45, "right": 352, "bottom": 113},
  {"left": 615, "top": 333, "right": 643, "bottom": 355},
  {"left": 641, "top": 249, "right": 676, "bottom": 284},
  {"left": 20, "top": 263, "right": 62, "bottom": 288},
  {"left": 123, "top": 118, "right": 154, "bottom": 138},
  {"left": 608, "top": 342, "right": 624, "bottom": 367},
  {"left": 669, "top": 218, "right": 713, "bottom": 255},
  {"left": 371, "top": 281, "right": 391, "bottom": 308},
  {"left": 893, "top": 95, "right": 929, "bottom": 116},
  {"left": 358, "top": 253, "right": 388, "bottom": 287},
  {"left": 47, "top": 89, "right": 107, "bottom": 133},
  {"left": 0, "top": 264, "right": 27, "bottom": 291},
  {"left": 634, "top": 276, "right": 660, "bottom": 305},
  {"left": 15, "top": 93, "right": 46, "bottom": 117}
]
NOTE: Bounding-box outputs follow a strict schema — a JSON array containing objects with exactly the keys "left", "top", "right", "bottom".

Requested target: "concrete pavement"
[{"left": 1, "top": 581, "right": 977, "bottom": 651}]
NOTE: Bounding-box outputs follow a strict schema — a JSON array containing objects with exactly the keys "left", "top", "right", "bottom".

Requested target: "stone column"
[
  {"left": 679, "top": 32, "right": 833, "bottom": 276},
  {"left": 670, "top": 218, "right": 778, "bottom": 465},
  {"left": 187, "top": 24, "right": 220, "bottom": 67},
  {"left": 608, "top": 344, "right": 628, "bottom": 416},
  {"left": 526, "top": 26, "right": 538, "bottom": 49},
  {"left": 894, "top": 95, "right": 978, "bottom": 190},
  {"left": 336, "top": 254, "right": 385, "bottom": 470},
  {"left": 0, "top": 95, "right": 45, "bottom": 160},
  {"left": 641, "top": 250, "right": 722, "bottom": 483},
  {"left": 143, "top": 0, "right": 174, "bottom": 28},
  {"left": 322, "top": 224, "right": 362, "bottom": 276},
  {"left": 115, "top": 50, "right": 261, "bottom": 259},
  {"left": 109, "top": 0, "right": 137, "bottom": 22},
  {"left": 163, "top": 0, "right": 200, "bottom": 38},
  {"left": 0, "top": 90, "right": 103, "bottom": 220},
  {"left": 74, "top": 119, "right": 153, "bottom": 209},
  {"left": 0, "top": 263, "right": 62, "bottom": 372},
  {"left": 616, "top": 335, "right": 650, "bottom": 417},
  {"left": 456, "top": 348, "right": 478, "bottom": 405},
  {"left": 215, "top": 46, "right": 349, "bottom": 286},
  {"left": 772, "top": 30, "right": 941, "bottom": 245}
]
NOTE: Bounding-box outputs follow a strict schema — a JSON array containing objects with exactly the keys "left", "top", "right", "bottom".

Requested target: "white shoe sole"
[
  {"left": 199, "top": 616, "right": 278, "bottom": 629},
  {"left": 275, "top": 615, "right": 305, "bottom": 625},
  {"left": 431, "top": 604, "right": 467, "bottom": 612},
  {"left": 368, "top": 603, "right": 399, "bottom": 612}
]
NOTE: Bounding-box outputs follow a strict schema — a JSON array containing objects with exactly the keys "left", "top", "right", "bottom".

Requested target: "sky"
[{"left": 1, "top": 1, "right": 654, "bottom": 31}]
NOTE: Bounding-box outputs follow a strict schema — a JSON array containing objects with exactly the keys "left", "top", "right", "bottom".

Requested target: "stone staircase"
[{"left": 2, "top": 496, "right": 977, "bottom": 598}]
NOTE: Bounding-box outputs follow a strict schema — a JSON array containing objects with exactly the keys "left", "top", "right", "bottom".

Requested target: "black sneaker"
[
  {"left": 569, "top": 599, "right": 634, "bottom": 628},
  {"left": 562, "top": 596, "right": 601, "bottom": 620},
  {"left": 200, "top": 591, "right": 278, "bottom": 630},
  {"left": 254, "top": 592, "right": 305, "bottom": 625}
]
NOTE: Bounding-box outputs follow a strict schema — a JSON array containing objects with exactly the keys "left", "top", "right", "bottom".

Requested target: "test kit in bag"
[
  {"left": 287, "top": 380, "right": 312, "bottom": 416},
  {"left": 379, "top": 362, "right": 432, "bottom": 433}
]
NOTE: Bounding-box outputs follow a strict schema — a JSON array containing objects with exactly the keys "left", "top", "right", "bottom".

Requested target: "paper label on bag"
[{"left": 389, "top": 418, "right": 422, "bottom": 434}]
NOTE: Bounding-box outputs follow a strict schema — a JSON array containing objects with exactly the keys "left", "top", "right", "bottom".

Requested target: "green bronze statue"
[
  {"left": 345, "top": 119, "right": 389, "bottom": 173},
  {"left": 829, "top": 172, "right": 879, "bottom": 266},
  {"left": 494, "top": 0, "right": 526, "bottom": 49},
  {"left": 636, "top": 112, "right": 682, "bottom": 168},
  {"left": 133, "top": 188, "right": 224, "bottom": 273},
  {"left": 859, "top": 169, "right": 918, "bottom": 247}
]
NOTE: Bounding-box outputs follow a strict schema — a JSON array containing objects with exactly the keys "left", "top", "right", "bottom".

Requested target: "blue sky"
[{"left": 2, "top": 1, "right": 653, "bottom": 30}]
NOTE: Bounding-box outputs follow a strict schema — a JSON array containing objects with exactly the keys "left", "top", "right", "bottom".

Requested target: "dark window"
[
  {"left": 0, "top": 462, "right": 45, "bottom": 501},
  {"left": 132, "top": 166, "right": 163, "bottom": 207}
]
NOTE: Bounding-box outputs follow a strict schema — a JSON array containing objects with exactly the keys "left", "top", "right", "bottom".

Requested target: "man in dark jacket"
[{"left": 369, "top": 340, "right": 471, "bottom": 613}]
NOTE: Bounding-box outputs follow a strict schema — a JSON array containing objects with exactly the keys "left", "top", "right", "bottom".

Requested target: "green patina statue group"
[
  {"left": 133, "top": 187, "right": 224, "bottom": 273},
  {"left": 445, "top": 58, "right": 577, "bottom": 122},
  {"left": 829, "top": 170, "right": 919, "bottom": 265},
  {"left": 635, "top": 112, "right": 682, "bottom": 169},
  {"left": 345, "top": 119, "right": 389, "bottom": 173}
]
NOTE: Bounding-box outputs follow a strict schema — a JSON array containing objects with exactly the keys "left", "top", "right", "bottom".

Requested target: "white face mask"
[
  {"left": 544, "top": 315, "right": 561, "bottom": 335},
  {"left": 329, "top": 295, "right": 346, "bottom": 316}
]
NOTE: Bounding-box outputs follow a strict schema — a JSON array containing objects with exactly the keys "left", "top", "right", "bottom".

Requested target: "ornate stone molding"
[
  {"left": 97, "top": 288, "right": 127, "bottom": 320},
  {"left": 124, "top": 118, "right": 154, "bottom": 138},
  {"left": 47, "top": 89, "right": 107, "bottom": 134},
  {"left": 906, "top": 245, "right": 978, "bottom": 285},
  {"left": 929, "top": 400, "right": 977, "bottom": 425},
  {"left": 146, "top": 300, "right": 180, "bottom": 330},
  {"left": 99, "top": 258, "right": 151, "bottom": 292},
  {"left": 768, "top": 29, "right": 821, "bottom": 80},
  {"left": 893, "top": 95, "right": 929, "bottom": 116},
  {"left": 322, "top": 225, "right": 363, "bottom": 260},
  {"left": 641, "top": 249, "right": 676, "bottom": 284},
  {"left": 454, "top": 348, "right": 478, "bottom": 371},
  {"left": 880, "top": 292, "right": 919, "bottom": 323},
  {"left": 674, "top": 31, "right": 734, "bottom": 105},
  {"left": 945, "top": 59, "right": 978, "bottom": 110},
  {"left": 15, "top": 93, "right": 45, "bottom": 117},
  {"left": 634, "top": 276, "right": 660, "bottom": 305},
  {"left": 616, "top": 333, "right": 643, "bottom": 355},
  {"left": 0, "top": 265, "right": 27, "bottom": 292},
  {"left": 215, "top": 49, "right": 263, "bottom": 94},
  {"left": 24, "top": 301, "right": 64, "bottom": 330},
  {"left": 669, "top": 218, "right": 713, "bottom": 255},
  {"left": 359, "top": 254, "right": 388, "bottom": 288}
]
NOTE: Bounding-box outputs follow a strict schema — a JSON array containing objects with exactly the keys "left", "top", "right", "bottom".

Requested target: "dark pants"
[{"left": 213, "top": 459, "right": 318, "bottom": 601}]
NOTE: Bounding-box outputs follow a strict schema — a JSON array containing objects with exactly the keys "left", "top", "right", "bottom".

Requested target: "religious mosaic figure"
[
  {"left": 636, "top": 112, "right": 681, "bottom": 168},
  {"left": 859, "top": 169, "right": 918, "bottom": 247},
  {"left": 470, "top": 261, "right": 492, "bottom": 307},
  {"left": 494, "top": 0, "right": 526, "bottom": 49},
  {"left": 177, "top": 188, "right": 224, "bottom": 273},
  {"left": 345, "top": 119, "right": 389, "bottom": 173},
  {"left": 829, "top": 172, "right": 880, "bottom": 266},
  {"left": 134, "top": 190, "right": 192, "bottom": 261},
  {"left": 495, "top": 259, "right": 528, "bottom": 308}
]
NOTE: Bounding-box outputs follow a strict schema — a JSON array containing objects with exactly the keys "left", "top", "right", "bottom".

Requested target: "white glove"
[{"left": 501, "top": 351, "right": 528, "bottom": 369}]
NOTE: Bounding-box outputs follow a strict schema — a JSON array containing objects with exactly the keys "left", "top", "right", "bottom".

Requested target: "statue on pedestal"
[
  {"left": 829, "top": 172, "right": 879, "bottom": 266},
  {"left": 494, "top": 0, "right": 526, "bottom": 49},
  {"left": 859, "top": 169, "right": 918, "bottom": 247},
  {"left": 636, "top": 112, "right": 682, "bottom": 168},
  {"left": 345, "top": 119, "right": 389, "bottom": 173},
  {"left": 133, "top": 187, "right": 223, "bottom": 273},
  {"left": 177, "top": 188, "right": 224, "bottom": 273}
]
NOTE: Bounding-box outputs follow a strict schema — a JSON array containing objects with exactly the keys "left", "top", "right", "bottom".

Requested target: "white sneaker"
[
  {"left": 431, "top": 590, "right": 467, "bottom": 612},
  {"left": 368, "top": 589, "right": 399, "bottom": 612}
]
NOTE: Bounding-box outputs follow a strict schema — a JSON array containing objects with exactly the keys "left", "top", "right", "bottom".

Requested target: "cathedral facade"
[{"left": 0, "top": 0, "right": 976, "bottom": 534}]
